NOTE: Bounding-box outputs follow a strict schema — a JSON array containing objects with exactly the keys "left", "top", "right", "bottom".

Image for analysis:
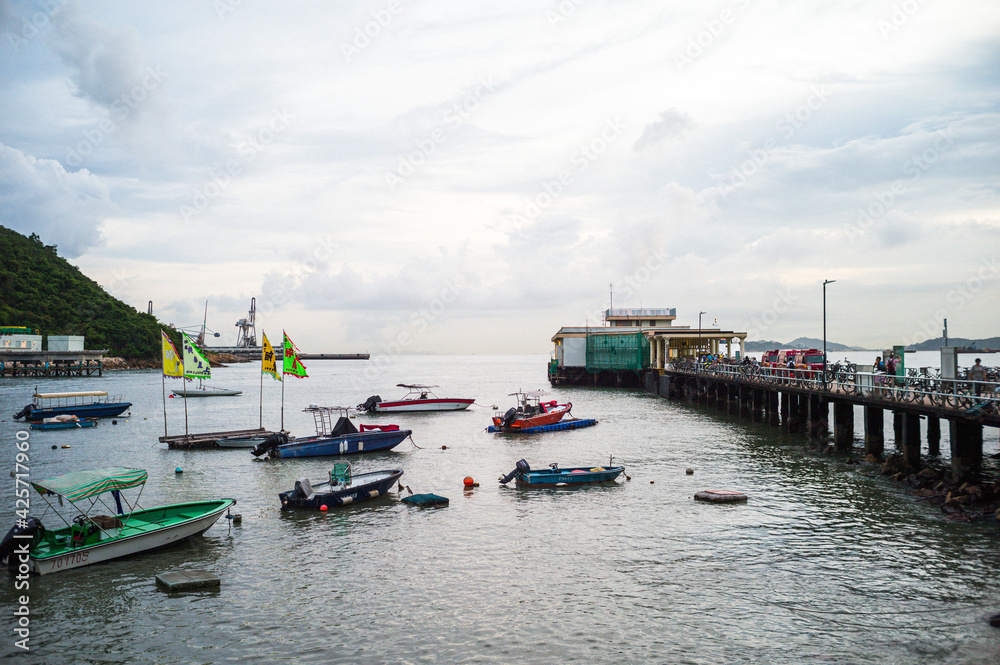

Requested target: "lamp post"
[
  {"left": 698, "top": 311, "right": 706, "bottom": 364},
  {"left": 822, "top": 280, "right": 835, "bottom": 389}
]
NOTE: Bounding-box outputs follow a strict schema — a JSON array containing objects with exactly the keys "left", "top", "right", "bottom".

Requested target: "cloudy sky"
[{"left": 1, "top": 0, "right": 998, "bottom": 354}]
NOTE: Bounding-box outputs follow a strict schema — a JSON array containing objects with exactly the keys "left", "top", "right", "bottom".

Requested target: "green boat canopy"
[{"left": 32, "top": 468, "right": 148, "bottom": 502}]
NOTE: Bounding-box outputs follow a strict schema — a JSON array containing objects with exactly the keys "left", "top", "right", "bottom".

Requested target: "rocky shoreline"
[{"left": 102, "top": 352, "right": 251, "bottom": 370}]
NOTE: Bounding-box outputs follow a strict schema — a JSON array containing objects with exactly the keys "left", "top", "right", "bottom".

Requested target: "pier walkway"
[{"left": 654, "top": 361, "right": 999, "bottom": 477}]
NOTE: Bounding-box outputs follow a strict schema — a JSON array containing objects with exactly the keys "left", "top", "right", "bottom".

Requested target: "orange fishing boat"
[{"left": 491, "top": 391, "right": 571, "bottom": 432}]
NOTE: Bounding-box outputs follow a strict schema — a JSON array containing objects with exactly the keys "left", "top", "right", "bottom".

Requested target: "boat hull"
[
  {"left": 488, "top": 418, "right": 597, "bottom": 434},
  {"left": 515, "top": 466, "right": 624, "bottom": 487},
  {"left": 26, "top": 402, "right": 131, "bottom": 421},
  {"left": 273, "top": 429, "right": 411, "bottom": 458},
  {"left": 375, "top": 398, "right": 473, "bottom": 413},
  {"left": 26, "top": 499, "right": 234, "bottom": 575},
  {"left": 279, "top": 470, "right": 404, "bottom": 509},
  {"left": 30, "top": 419, "right": 98, "bottom": 430},
  {"left": 172, "top": 389, "right": 242, "bottom": 397}
]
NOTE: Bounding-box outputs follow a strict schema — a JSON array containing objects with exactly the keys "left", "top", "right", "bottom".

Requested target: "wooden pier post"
[
  {"left": 864, "top": 406, "right": 884, "bottom": 459},
  {"left": 949, "top": 419, "right": 984, "bottom": 478},
  {"left": 926, "top": 416, "right": 941, "bottom": 456},
  {"left": 767, "top": 390, "right": 779, "bottom": 426},
  {"left": 752, "top": 387, "right": 765, "bottom": 422},
  {"left": 892, "top": 412, "right": 903, "bottom": 449},
  {"left": 787, "top": 393, "right": 804, "bottom": 433},
  {"left": 806, "top": 395, "right": 828, "bottom": 444},
  {"left": 833, "top": 401, "right": 854, "bottom": 451},
  {"left": 780, "top": 391, "right": 790, "bottom": 428},
  {"left": 902, "top": 412, "right": 921, "bottom": 470}
]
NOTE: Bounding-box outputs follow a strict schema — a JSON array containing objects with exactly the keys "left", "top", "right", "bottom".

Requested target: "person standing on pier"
[{"left": 969, "top": 358, "right": 986, "bottom": 397}]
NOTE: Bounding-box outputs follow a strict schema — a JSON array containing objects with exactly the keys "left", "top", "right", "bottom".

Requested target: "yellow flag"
[
  {"left": 161, "top": 331, "right": 183, "bottom": 377},
  {"left": 261, "top": 332, "right": 280, "bottom": 381}
]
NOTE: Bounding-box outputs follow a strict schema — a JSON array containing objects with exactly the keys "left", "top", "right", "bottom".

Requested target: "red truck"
[{"left": 761, "top": 349, "right": 825, "bottom": 370}]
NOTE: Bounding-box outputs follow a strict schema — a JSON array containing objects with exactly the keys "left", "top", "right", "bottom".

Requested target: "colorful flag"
[
  {"left": 182, "top": 332, "right": 212, "bottom": 379},
  {"left": 261, "top": 332, "right": 280, "bottom": 381},
  {"left": 282, "top": 331, "right": 308, "bottom": 378},
  {"left": 161, "top": 331, "right": 183, "bottom": 378}
]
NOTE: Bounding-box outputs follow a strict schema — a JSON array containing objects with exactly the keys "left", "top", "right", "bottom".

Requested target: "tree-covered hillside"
[{"left": 0, "top": 226, "right": 167, "bottom": 358}]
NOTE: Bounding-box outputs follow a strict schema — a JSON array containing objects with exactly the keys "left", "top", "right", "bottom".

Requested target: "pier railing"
[{"left": 666, "top": 360, "right": 1000, "bottom": 416}]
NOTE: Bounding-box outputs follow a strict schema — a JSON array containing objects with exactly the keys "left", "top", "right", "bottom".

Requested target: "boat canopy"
[
  {"left": 34, "top": 391, "right": 109, "bottom": 399},
  {"left": 32, "top": 468, "right": 148, "bottom": 501},
  {"left": 397, "top": 384, "right": 439, "bottom": 389}
]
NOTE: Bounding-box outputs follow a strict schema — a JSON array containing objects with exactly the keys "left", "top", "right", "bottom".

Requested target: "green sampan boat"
[{"left": 0, "top": 468, "right": 235, "bottom": 575}]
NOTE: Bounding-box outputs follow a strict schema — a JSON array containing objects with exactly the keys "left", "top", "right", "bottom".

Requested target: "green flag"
[
  {"left": 182, "top": 332, "right": 211, "bottom": 379},
  {"left": 282, "top": 331, "right": 308, "bottom": 378}
]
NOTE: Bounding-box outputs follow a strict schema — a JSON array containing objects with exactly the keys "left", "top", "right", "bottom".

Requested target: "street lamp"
[
  {"left": 698, "top": 311, "right": 706, "bottom": 364},
  {"left": 823, "top": 280, "right": 835, "bottom": 389}
]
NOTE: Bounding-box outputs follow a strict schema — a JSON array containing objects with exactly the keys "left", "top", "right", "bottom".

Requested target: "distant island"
[{"left": 745, "top": 336, "right": 999, "bottom": 353}]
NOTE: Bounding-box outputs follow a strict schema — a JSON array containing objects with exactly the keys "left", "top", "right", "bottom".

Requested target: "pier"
[
  {"left": 0, "top": 349, "right": 106, "bottom": 378},
  {"left": 203, "top": 346, "right": 369, "bottom": 361},
  {"left": 548, "top": 309, "right": 999, "bottom": 479}
]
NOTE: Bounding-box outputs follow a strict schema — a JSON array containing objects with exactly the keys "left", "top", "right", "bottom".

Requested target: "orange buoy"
[
  {"left": 694, "top": 490, "right": 748, "bottom": 503},
  {"left": 463, "top": 476, "right": 475, "bottom": 487},
  {"left": 319, "top": 504, "right": 328, "bottom": 511}
]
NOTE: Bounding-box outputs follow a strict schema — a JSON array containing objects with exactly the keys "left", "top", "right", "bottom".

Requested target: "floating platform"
[
  {"left": 155, "top": 569, "right": 221, "bottom": 592},
  {"left": 694, "top": 490, "right": 748, "bottom": 503},
  {"left": 488, "top": 418, "right": 598, "bottom": 434},
  {"left": 160, "top": 428, "right": 275, "bottom": 449}
]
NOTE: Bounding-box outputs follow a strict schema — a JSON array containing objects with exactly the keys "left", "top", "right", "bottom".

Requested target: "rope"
[{"left": 408, "top": 434, "right": 424, "bottom": 449}]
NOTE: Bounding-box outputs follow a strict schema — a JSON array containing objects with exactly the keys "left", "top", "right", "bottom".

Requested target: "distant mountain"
[
  {"left": 0, "top": 226, "right": 169, "bottom": 358},
  {"left": 744, "top": 338, "right": 865, "bottom": 352},
  {"left": 907, "top": 337, "right": 1000, "bottom": 352}
]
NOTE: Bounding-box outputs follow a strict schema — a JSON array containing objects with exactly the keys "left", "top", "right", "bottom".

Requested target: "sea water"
[{"left": 1, "top": 354, "right": 998, "bottom": 664}]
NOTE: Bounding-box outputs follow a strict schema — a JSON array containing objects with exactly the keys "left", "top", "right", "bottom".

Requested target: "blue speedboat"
[
  {"left": 499, "top": 459, "right": 625, "bottom": 487},
  {"left": 13, "top": 391, "right": 131, "bottom": 422},
  {"left": 278, "top": 463, "right": 404, "bottom": 509},
  {"left": 251, "top": 406, "right": 411, "bottom": 459},
  {"left": 30, "top": 417, "right": 98, "bottom": 430}
]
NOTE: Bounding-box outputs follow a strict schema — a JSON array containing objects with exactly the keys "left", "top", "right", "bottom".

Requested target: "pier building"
[{"left": 549, "top": 308, "right": 747, "bottom": 387}]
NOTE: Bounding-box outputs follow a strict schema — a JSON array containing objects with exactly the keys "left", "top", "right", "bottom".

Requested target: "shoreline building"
[{"left": 549, "top": 308, "right": 747, "bottom": 387}]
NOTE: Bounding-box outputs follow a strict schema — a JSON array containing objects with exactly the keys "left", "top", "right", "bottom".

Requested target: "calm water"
[{"left": 2, "top": 354, "right": 999, "bottom": 664}]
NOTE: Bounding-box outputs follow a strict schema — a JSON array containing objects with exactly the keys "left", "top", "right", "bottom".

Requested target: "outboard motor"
[
  {"left": 499, "top": 459, "right": 531, "bottom": 484},
  {"left": 1, "top": 517, "right": 44, "bottom": 567},
  {"left": 13, "top": 404, "right": 32, "bottom": 420},
  {"left": 358, "top": 395, "right": 382, "bottom": 413},
  {"left": 251, "top": 432, "right": 288, "bottom": 458},
  {"left": 501, "top": 407, "right": 517, "bottom": 429}
]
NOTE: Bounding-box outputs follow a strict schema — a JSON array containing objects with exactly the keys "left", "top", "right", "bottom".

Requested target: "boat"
[
  {"left": 172, "top": 381, "right": 242, "bottom": 398},
  {"left": 498, "top": 459, "right": 625, "bottom": 487},
  {"left": 278, "top": 463, "right": 403, "bottom": 509},
  {"left": 358, "top": 384, "right": 474, "bottom": 413},
  {"left": 487, "top": 418, "right": 597, "bottom": 434},
  {"left": 251, "top": 406, "right": 412, "bottom": 459},
  {"left": 216, "top": 432, "right": 288, "bottom": 449},
  {"left": 490, "top": 390, "right": 571, "bottom": 432},
  {"left": 12, "top": 391, "right": 131, "bottom": 422},
  {"left": 0, "top": 468, "right": 235, "bottom": 575},
  {"left": 30, "top": 415, "right": 98, "bottom": 430}
]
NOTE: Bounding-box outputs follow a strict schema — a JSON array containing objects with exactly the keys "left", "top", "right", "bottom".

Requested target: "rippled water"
[{"left": 2, "top": 354, "right": 999, "bottom": 664}]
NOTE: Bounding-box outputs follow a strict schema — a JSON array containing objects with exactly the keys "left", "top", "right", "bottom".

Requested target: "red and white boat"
[
  {"left": 491, "top": 390, "right": 572, "bottom": 431},
  {"left": 358, "top": 384, "right": 475, "bottom": 413}
]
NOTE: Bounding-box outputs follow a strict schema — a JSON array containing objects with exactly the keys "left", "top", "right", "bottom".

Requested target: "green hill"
[{"left": 0, "top": 226, "right": 168, "bottom": 358}]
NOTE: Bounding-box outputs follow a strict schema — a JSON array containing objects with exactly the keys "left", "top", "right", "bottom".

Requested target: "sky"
[{"left": 1, "top": 0, "right": 998, "bottom": 354}]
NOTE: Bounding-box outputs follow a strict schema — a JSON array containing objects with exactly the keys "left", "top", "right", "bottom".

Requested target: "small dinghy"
[
  {"left": 498, "top": 459, "right": 625, "bottom": 488},
  {"left": 279, "top": 463, "right": 404, "bottom": 510}
]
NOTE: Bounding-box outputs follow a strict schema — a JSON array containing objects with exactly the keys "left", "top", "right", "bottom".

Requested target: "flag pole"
[
  {"left": 280, "top": 330, "right": 285, "bottom": 431},
  {"left": 259, "top": 344, "right": 264, "bottom": 430},
  {"left": 161, "top": 371, "right": 168, "bottom": 437}
]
